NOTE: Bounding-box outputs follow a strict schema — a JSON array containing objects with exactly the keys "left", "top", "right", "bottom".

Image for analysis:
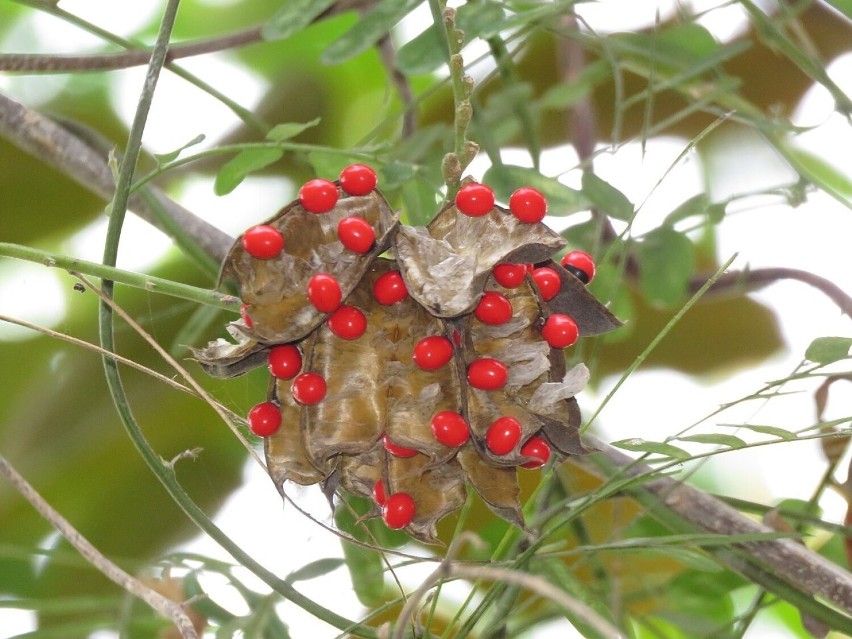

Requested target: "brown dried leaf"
[
  {"left": 545, "top": 259, "right": 622, "bottom": 336},
  {"left": 457, "top": 446, "right": 523, "bottom": 527}
]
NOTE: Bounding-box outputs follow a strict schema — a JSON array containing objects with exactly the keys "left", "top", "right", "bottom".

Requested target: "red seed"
[
  {"left": 520, "top": 436, "right": 551, "bottom": 469},
  {"left": 509, "top": 187, "right": 547, "bottom": 223},
  {"left": 382, "top": 492, "right": 415, "bottom": 529},
  {"left": 339, "top": 163, "right": 378, "bottom": 196},
  {"left": 413, "top": 335, "right": 454, "bottom": 371},
  {"left": 382, "top": 433, "right": 418, "bottom": 458},
  {"left": 337, "top": 216, "right": 375, "bottom": 253},
  {"left": 240, "top": 303, "right": 254, "bottom": 329},
  {"left": 307, "top": 273, "right": 342, "bottom": 313},
  {"left": 492, "top": 263, "right": 527, "bottom": 289},
  {"left": 291, "top": 372, "right": 327, "bottom": 405},
  {"left": 242, "top": 225, "right": 284, "bottom": 259},
  {"left": 373, "top": 271, "right": 408, "bottom": 305},
  {"left": 328, "top": 305, "right": 367, "bottom": 340},
  {"left": 268, "top": 344, "right": 302, "bottom": 379},
  {"left": 247, "top": 401, "right": 281, "bottom": 437},
  {"left": 372, "top": 480, "right": 387, "bottom": 506},
  {"left": 485, "top": 417, "right": 522, "bottom": 455},
  {"left": 560, "top": 250, "right": 596, "bottom": 284},
  {"left": 474, "top": 291, "right": 513, "bottom": 325},
  {"left": 430, "top": 411, "right": 470, "bottom": 447},
  {"left": 299, "top": 178, "right": 339, "bottom": 213},
  {"left": 467, "top": 358, "right": 508, "bottom": 391},
  {"left": 541, "top": 314, "right": 579, "bottom": 349},
  {"left": 455, "top": 183, "right": 495, "bottom": 217},
  {"left": 532, "top": 267, "right": 561, "bottom": 301}
]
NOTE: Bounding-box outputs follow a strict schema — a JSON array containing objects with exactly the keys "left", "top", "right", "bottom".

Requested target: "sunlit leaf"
[
  {"left": 612, "top": 438, "right": 692, "bottom": 460},
  {"left": 214, "top": 147, "right": 284, "bottom": 196},
  {"left": 729, "top": 424, "right": 798, "bottom": 441},
  {"left": 677, "top": 433, "right": 746, "bottom": 449},
  {"left": 805, "top": 336, "right": 852, "bottom": 365},
  {"left": 581, "top": 171, "right": 634, "bottom": 221}
]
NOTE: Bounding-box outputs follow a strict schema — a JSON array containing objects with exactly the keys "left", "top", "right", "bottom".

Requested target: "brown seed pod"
[{"left": 196, "top": 166, "right": 622, "bottom": 542}]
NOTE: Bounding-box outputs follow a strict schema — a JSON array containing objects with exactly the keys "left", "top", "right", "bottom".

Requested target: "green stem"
[{"left": 0, "top": 243, "right": 237, "bottom": 310}]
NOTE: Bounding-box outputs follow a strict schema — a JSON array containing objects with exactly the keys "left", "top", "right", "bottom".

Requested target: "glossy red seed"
[
  {"left": 560, "top": 250, "right": 596, "bottom": 284},
  {"left": 431, "top": 411, "right": 470, "bottom": 447},
  {"left": 240, "top": 303, "right": 254, "bottom": 329},
  {"left": 382, "top": 433, "right": 418, "bottom": 458},
  {"left": 520, "top": 436, "right": 551, "bottom": 469},
  {"left": 474, "top": 291, "right": 513, "bottom": 325},
  {"left": 485, "top": 417, "right": 522, "bottom": 455},
  {"left": 467, "top": 358, "right": 508, "bottom": 391},
  {"left": 532, "top": 267, "right": 561, "bottom": 301},
  {"left": 327, "top": 305, "right": 367, "bottom": 340},
  {"left": 382, "top": 492, "right": 416, "bottom": 529},
  {"left": 372, "top": 480, "right": 387, "bottom": 506},
  {"left": 339, "top": 163, "right": 378, "bottom": 196},
  {"left": 247, "top": 401, "right": 281, "bottom": 437},
  {"left": 413, "top": 335, "right": 454, "bottom": 371},
  {"left": 307, "top": 273, "right": 342, "bottom": 313},
  {"left": 299, "top": 178, "right": 339, "bottom": 213},
  {"left": 492, "top": 263, "right": 527, "bottom": 289},
  {"left": 241, "top": 225, "right": 284, "bottom": 259},
  {"left": 337, "top": 216, "right": 375, "bottom": 253},
  {"left": 268, "top": 344, "right": 302, "bottom": 379},
  {"left": 541, "top": 314, "right": 579, "bottom": 349},
  {"left": 509, "top": 186, "right": 547, "bottom": 223},
  {"left": 373, "top": 271, "right": 408, "bottom": 305},
  {"left": 455, "top": 183, "right": 495, "bottom": 217},
  {"left": 291, "top": 372, "right": 327, "bottom": 405}
]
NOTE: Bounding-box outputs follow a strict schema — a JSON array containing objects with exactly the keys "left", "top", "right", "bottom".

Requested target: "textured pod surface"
[{"left": 197, "top": 166, "right": 622, "bottom": 542}]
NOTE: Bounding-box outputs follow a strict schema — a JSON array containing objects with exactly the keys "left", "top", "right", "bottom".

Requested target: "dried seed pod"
[{"left": 197, "top": 166, "right": 622, "bottom": 541}]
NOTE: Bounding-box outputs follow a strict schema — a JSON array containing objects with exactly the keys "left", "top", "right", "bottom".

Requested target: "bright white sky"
[{"left": 1, "top": 1, "right": 852, "bottom": 637}]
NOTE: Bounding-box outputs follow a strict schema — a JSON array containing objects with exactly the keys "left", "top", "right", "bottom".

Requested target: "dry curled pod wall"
[{"left": 195, "top": 164, "right": 621, "bottom": 543}]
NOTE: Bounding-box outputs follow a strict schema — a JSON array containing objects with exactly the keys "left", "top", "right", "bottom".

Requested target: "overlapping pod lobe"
[{"left": 195, "top": 166, "right": 621, "bottom": 543}]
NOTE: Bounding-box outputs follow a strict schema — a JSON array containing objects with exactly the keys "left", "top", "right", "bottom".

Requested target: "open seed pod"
[{"left": 196, "top": 165, "right": 621, "bottom": 543}]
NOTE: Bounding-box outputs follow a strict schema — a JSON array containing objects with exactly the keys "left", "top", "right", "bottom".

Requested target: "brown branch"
[
  {"left": 377, "top": 34, "right": 416, "bottom": 138},
  {"left": 0, "top": 91, "right": 233, "bottom": 263},
  {"left": 0, "top": 453, "right": 199, "bottom": 639}
]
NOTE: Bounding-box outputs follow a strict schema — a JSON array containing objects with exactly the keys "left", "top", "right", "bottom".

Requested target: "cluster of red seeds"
[{"left": 242, "top": 168, "right": 598, "bottom": 531}]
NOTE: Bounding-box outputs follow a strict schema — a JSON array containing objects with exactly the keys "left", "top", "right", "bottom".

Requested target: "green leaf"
[
  {"left": 340, "top": 542, "right": 384, "bottom": 607},
  {"left": 780, "top": 143, "right": 852, "bottom": 201},
  {"left": 658, "top": 23, "right": 718, "bottom": 59},
  {"left": 539, "top": 60, "right": 610, "bottom": 111},
  {"left": 483, "top": 164, "right": 586, "bottom": 214},
  {"left": 396, "top": 26, "right": 445, "bottom": 76},
  {"left": 677, "top": 434, "right": 746, "bottom": 449},
  {"left": 663, "top": 194, "right": 725, "bottom": 227},
  {"left": 581, "top": 171, "right": 634, "bottom": 221},
  {"left": 635, "top": 227, "right": 695, "bottom": 307},
  {"left": 380, "top": 160, "right": 417, "bottom": 190},
  {"left": 456, "top": 1, "right": 506, "bottom": 40},
  {"left": 262, "top": 0, "right": 337, "bottom": 40},
  {"left": 322, "top": 0, "right": 422, "bottom": 65},
  {"left": 805, "top": 336, "right": 852, "bottom": 364},
  {"left": 824, "top": 0, "right": 852, "bottom": 19},
  {"left": 402, "top": 177, "right": 441, "bottom": 226},
  {"left": 153, "top": 133, "right": 205, "bottom": 165},
  {"left": 284, "top": 558, "right": 345, "bottom": 585},
  {"left": 611, "top": 438, "right": 692, "bottom": 461},
  {"left": 266, "top": 118, "right": 321, "bottom": 143},
  {"left": 214, "top": 147, "right": 284, "bottom": 196},
  {"left": 731, "top": 424, "right": 798, "bottom": 441}
]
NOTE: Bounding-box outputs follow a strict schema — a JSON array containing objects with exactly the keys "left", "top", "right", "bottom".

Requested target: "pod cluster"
[{"left": 195, "top": 165, "right": 620, "bottom": 542}]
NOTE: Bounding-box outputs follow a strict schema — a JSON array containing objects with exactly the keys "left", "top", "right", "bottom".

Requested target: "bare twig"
[
  {"left": 0, "top": 453, "right": 199, "bottom": 639},
  {"left": 376, "top": 34, "right": 416, "bottom": 139}
]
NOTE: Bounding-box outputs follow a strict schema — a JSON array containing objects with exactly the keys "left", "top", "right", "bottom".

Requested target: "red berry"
[
  {"left": 430, "top": 411, "right": 470, "bottom": 447},
  {"left": 307, "top": 273, "right": 342, "bottom": 313},
  {"left": 413, "top": 336, "right": 454, "bottom": 371},
  {"left": 541, "top": 314, "right": 579, "bottom": 349},
  {"left": 485, "top": 417, "right": 522, "bottom": 455},
  {"left": 240, "top": 303, "right": 254, "bottom": 329},
  {"left": 560, "top": 250, "right": 596, "bottom": 284},
  {"left": 337, "top": 217, "right": 375, "bottom": 253},
  {"left": 373, "top": 271, "right": 408, "bottom": 305},
  {"left": 492, "top": 263, "right": 527, "bottom": 289},
  {"left": 268, "top": 344, "right": 302, "bottom": 379},
  {"left": 455, "top": 183, "right": 495, "bottom": 217},
  {"left": 299, "top": 178, "right": 338, "bottom": 213},
  {"left": 291, "top": 372, "right": 327, "bottom": 405},
  {"left": 339, "top": 164, "right": 378, "bottom": 196},
  {"left": 474, "top": 291, "right": 513, "bottom": 325},
  {"left": 520, "top": 436, "right": 551, "bottom": 469},
  {"left": 247, "top": 401, "right": 281, "bottom": 437},
  {"left": 382, "top": 492, "right": 415, "bottom": 529},
  {"left": 382, "top": 433, "right": 417, "bottom": 458},
  {"left": 242, "top": 225, "right": 284, "bottom": 259},
  {"left": 372, "top": 480, "right": 387, "bottom": 506},
  {"left": 532, "top": 267, "right": 561, "bottom": 301},
  {"left": 467, "top": 358, "right": 508, "bottom": 391},
  {"left": 327, "top": 305, "right": 367, "bottom": 340},
  {"left": 509, "top": 187, "right": 547, "bottom": 223}
]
